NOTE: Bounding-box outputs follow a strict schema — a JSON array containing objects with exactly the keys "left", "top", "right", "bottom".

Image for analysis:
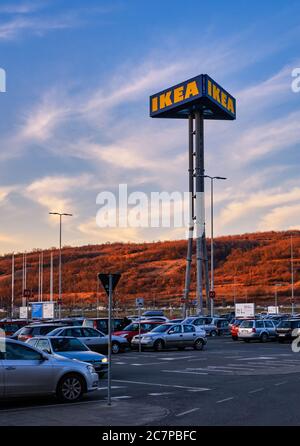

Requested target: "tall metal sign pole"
[
  {"left": 150, "top": 74, "right": 236, "bottom": 317},
  {"left": 98, "top": 273, "right": 121, "bottom": 406}
]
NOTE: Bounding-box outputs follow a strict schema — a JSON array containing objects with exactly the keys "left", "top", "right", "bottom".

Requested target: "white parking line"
[
  {"left": 249, "top": 388, "right": 264, "bottom": 394},
  {"left": 274, "top": 381, "right": 288, "bottom": 386},
  {"left": 162, "top": 369, "right": 208, "bottom": 376},
  {"left": 148, "top": 392, "right": 172, "bottom": 396},
  {"left": 176, "top": 407, "right": 200, "bottom": 417},
  {"left": 0, "top": 398, "right": 107, "bottom": 413},
  {"left": 216, "top": 397, "right": 234, "bottom": 404},
  {"left": 113, "top": 379, "right": 210, "bottom": 391}
]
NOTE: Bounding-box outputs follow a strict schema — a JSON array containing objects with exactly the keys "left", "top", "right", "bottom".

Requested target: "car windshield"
[
  {"left": 47, "top": 328, "right": 62, "bottom": 336},
  {"left": 277, "top": 320, "right": 292, "bottom": 328},
  {"left": 123, "top": 323, "right": 139, "bottom": 331},
  {"left": 51, "top": 338, "right": 88, "bottom": 352},
  {"left": 240, "top": 320, "right": 254, "bottom": 328},
  {"left": 184, "top": 318, "right": 193, "bottom": 324},
  {"left": 151, "top": 324, "right": 171, "bottom": 333}
]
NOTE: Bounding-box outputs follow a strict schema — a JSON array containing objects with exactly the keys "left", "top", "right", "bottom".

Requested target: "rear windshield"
[
  {"left": 240, "top": 320, "right": 254, "bottom": 328},
  {"left": 39, "top": 326, "right": 62, "bottom": 335},
  {"left": 51, "top": 338, "right": 87, "bottom": 352}
]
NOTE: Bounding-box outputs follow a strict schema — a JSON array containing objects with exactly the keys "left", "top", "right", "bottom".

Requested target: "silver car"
[
  {"left": 0, "top": 338, "right": 99, "bottom": 402},
  {"left": 238, "top": 319, "right": 277, "bottom": 342},
  {"left": 183, "top": 316, "right": 218, "bottom": 336},
  {"left": 48, "top": 326, "right": 129, "bottom": 354},
  {"left": 131, "top": 323, "right": 207, "bottom": 351}
]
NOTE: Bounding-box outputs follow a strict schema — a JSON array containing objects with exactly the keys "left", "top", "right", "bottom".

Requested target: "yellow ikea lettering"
[
  {"left": 174, "top": 86, "right": 184, "bottom": 103},
  {"left": 185, "top": 81, "right": 199, "bottom": 99},
  {"left": 221, "top": 91, "right": 227, "bottom": 108},
  {"left": 227, "top": 97, "right": 235, "bottom": 114},
  {"left": 207, "top": 79, "right": 212, "bottom": 96},
  {"left": 152, "top": 97, "right": 158, "bottom": 112},
  {"left": 212, "top": 85, "right": 221, "bottom": 103},
  {"left": 159, "top": 91, "right": 172, "bottom": 109}
]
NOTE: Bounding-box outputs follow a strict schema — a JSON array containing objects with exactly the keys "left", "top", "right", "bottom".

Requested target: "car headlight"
[
  {"left": 101, "top": 357, "right": 108, "bottom": 363},
  {"left": 142, "top": 336, "right": 151, "bottom": 341},
  {"left": 87, "top": 364, "right": 96, "bottom": 374},
  {"left": 120, "top": 333, "right": 128, "bottom": 338}
]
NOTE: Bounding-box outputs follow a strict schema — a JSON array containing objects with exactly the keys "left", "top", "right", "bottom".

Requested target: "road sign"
[
  {"left": 150, "top": 74, "right": 236, "bottom": 120},
  {"left": 98, "top": 273, "right": 121, "bottom": 296},
  {"left": 23, "top": 289, "right": 32, "bottom": 298},
  {"left": 136, "top": 298, "right": 144, "bottom": 307},
  {"left": 209, "top": 290, "right": 216, "bottom": 299}
]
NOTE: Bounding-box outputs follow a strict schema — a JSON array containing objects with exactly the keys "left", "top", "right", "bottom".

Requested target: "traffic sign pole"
[
  {"left": 108, "top": 274, "right": 112, "bottom": 406},
  {"left": 138, "top": 305, "right": 141, "bottom": 353},
  {"left": 98, "top": 273, "right": 121, "bottom": 407}
]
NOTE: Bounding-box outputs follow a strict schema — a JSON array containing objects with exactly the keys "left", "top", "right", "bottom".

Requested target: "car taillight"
[
  {"left": 252, "top": 328, "right": 256, "bottom": 333},
  {"left": 93, "top": 321, "right": 97, "bottom": 329}
]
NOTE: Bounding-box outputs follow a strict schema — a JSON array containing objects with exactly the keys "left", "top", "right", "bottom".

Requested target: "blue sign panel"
[
  {"left": 150, "top": 74, "right": 236, "bottom": 120},
  {"left": 31, "top": 303, "right": 43, "bottom": 319}
]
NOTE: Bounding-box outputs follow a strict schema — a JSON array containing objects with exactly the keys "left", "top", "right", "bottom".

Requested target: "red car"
[
  {"left": 0, "top": 319, "right": 29, "bottom": 336},
  {"left": 231, "top": 319, "right": 247, "bottom": 340},
  {"left": 114, "top": 320, "right": 162, "bottom": 344}
]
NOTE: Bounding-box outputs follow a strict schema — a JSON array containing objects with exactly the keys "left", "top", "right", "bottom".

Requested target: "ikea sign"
[{"left": 150, "top": 74, "right": 236, "bottom": 120}]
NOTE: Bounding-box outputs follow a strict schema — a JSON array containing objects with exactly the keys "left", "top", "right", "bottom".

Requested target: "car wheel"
[
  {"left": 111, "top": 342, "right": 120, "bottom": 354},
  {"left": 154, "top": 340, "right": 164, "bottom": 351},
  {"left": 210, "top": 330, "right": 217, "bottom": 337},
  {"left": 57, "top": 374, "right": 84, "bottom": 403},
  {"left": 260, "top": 333, "right": 268, "bottom": 343},
  {"left": 194, "top": 339, "right": 204, "bottom": 351}
]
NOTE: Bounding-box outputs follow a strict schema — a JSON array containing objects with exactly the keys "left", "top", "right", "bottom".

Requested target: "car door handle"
[{"left": 5, "top": 366, "right": 16, "bottom": 370}]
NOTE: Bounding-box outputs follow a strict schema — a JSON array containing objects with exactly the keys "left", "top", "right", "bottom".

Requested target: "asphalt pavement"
[{"left": 1, "top": 338, "right": 300, "bottom": 426}]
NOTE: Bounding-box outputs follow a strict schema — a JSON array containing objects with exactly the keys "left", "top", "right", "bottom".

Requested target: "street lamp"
[
  {"left": 203, "top": 175, "right": 227, "bottom": 316},
  {"left": 49, "top": 212, "right": 73, "bottom": 318},
  {"left": 274, "top": 283, "right": 282, "bottom": 309}
]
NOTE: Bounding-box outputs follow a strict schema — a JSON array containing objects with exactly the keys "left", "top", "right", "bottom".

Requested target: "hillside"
[{"left": 0, "top": 230, "right": 299, "bottom": 310}]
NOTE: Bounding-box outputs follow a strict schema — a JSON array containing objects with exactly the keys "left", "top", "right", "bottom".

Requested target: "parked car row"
[{"left": 230, "top": 317, "right": 300, "bottom": 342}]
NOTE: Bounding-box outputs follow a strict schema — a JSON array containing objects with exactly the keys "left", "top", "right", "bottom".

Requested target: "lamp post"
[
  {"left": 291, "top": 235, "right": 295, "bottom": 316},
  {"left": 49, "top": 212, "right": 73, "bottom": 318},
  {"left": 203, "top": 175, "right": 227, "bottom": 316},
  {"left": 274, "top": 283, "right": 282, "bottom": 310}
]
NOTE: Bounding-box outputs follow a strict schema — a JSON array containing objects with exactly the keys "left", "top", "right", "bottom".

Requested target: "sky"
[{"left": 0, "top": 0, "right": 300, "bottom": 254}]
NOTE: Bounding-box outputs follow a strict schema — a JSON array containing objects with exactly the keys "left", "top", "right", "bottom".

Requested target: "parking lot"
[{"left": 1, "top": 337, "right": 300, "bottom": 426}]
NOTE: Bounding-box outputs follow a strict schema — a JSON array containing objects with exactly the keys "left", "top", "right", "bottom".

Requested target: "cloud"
[
  {"left": 217, "top": 186, "right": 300, "bottom": 230},
  {"left": 258, "top": 204, "right": 300, "bottom": 231},
  {"left": 24, "top": 174, "right": 93, "bottom": 215}
]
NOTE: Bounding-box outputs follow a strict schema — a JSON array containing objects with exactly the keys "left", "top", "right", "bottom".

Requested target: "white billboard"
[
  {"left": 19, "top": 306, "right": 28, "bottom": 319},
  {"left": 43, "top": 302, "right": 55, "bottom": 319},
  {"left": 267, "top": 306, "right": 279, "bottom": 314},
  {"left": 235, "top": 303, "right": 255, "bottom": 318}
]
